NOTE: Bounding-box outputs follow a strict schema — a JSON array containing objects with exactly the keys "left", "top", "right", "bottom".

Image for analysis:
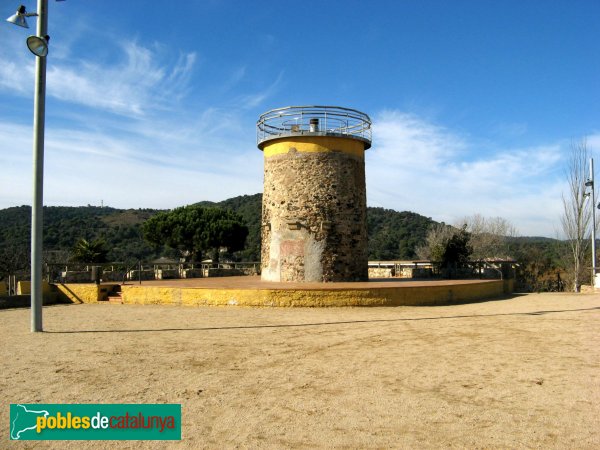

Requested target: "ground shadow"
[{"left": 44, "top": 306, "right": 600, "bottom": 334}]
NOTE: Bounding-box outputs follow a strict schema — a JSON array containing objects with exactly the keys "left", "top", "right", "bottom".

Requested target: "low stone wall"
[
  {"left": 181, "top": 269, "right": 203, "bottom": 279},
  {"left": 368, "top": 267, "right": 434, "bottom": 279},
  {"left": 156, "top": 269, "right": 179, "bottom": 280},
  {"left": 206, "top": 268, "right": 246, "bottom": 278},
  {"left": 368, "top": 267, "right": 394, "bottom": 278},
  {"left": 102, "top": 271, "right": 125, "bottom": 282},
  {"left": 61, "top": 271, "right": 92, "bottom": 283},
  {"left": 400, "top": 267, "right": 434, "bottom": 278},
  {"left": 127, "top": 270, "right": 155, "bottom": 281},
  {"left": 239, "top": 266, "right": 260, "bottom": 276}
]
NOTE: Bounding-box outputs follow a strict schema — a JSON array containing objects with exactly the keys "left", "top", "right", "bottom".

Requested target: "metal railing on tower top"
[{"left": 257, "top": 105, "right": 372, "bottom": 148}]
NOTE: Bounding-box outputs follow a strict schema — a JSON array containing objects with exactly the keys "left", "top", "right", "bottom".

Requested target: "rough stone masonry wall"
[{"left": 261, "top": 149, "right": 368, "bottom": 282}]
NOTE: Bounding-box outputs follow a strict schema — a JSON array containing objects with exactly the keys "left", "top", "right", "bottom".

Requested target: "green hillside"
[
  {"left": 0, "top": 194, "right": 437, "bottom": 277},
  {"left": 0, "top": 206, "right": 161, "bottom": 275},
  {"left": 367, "top": 207, "right": 433, "bottom": 259}
]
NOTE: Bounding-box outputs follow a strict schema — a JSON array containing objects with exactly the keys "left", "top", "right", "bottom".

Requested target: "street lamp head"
[
  {"left": 26, "top": 35, "right": 49, "bottom": 57},
  {"left": 585, "top": 179, "right": 594, "bottom": 187},
  {"left": 6, "top": 5, "right": 30, "bottom": 28}
]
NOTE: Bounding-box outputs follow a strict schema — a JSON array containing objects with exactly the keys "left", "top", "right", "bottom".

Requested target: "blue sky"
[{"left": 0, "top": 0, "right": 598, "bottom": 237}]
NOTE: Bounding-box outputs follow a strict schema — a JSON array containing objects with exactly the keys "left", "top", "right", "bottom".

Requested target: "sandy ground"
[{"left": 1, "top": 292, "right": 599, "bottom": 449}]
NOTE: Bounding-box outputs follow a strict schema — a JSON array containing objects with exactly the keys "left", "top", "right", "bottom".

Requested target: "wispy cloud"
[
  {"left": 47, "top": 41, "right": 197, "bottom": 116},
  {"left": 0, "top": 121, "right": 36, "bottom": 206},
  {"left": 0, "top": 117, "right": 263, "bottom": 210},
  {"left": 0, "top": 21, "right": 265, "bottom": 211},
  {"left": 1, "top": 103, "right": 580, "bottom": 236},
  {"left": 367, "top": 110, "right": 568, "bottom": 236},
  {"left": 2, "top": 18, "right": 594, "bottom": 237},
  {"left": 235, "top": 70, "right": 284, "bottom": 110},
  {"left": 588, "top": 133, "right": 600, "bottom": 152},
  {"left": 0, "top": 33, "right": 197, "bottom": 117},
  {"left": 0, "top": 59, "right": 31, "bottom": 95},
  {"left": 0, "top": 29, "right": 33, "bottom": 94},
  {"left": 373, "top": 110, "right": 466, "bottom": 166},
  {"left": 219, "top": 66, "right": 247, "bottom": 93}
]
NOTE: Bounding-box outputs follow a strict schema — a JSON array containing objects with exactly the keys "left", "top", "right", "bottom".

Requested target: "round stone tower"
[{"left": 257, "top": 106, "right": 372, "bottom": 282}]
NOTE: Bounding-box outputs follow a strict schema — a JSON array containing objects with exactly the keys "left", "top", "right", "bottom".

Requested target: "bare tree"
[
  {"left": 416, "top": 223, "right": 455, "bottom": 261},
  {"left": 560, "top": 139, "right": 592, "bottom": 292},
  {"left": 460, "top": 214, "right": 517, "bottom": 260},
  {"left": 418, "top": 216, "right": 517, "bottom": 263}
]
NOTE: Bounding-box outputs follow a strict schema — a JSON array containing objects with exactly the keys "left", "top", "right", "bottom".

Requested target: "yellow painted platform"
[{"left": 49, "top": 277, "right": 513, "bottom": 307}]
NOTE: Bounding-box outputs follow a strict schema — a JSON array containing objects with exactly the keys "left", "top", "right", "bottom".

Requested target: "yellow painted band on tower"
[{"left": 262, "top": 136, "right": 365, "bottom": 158}]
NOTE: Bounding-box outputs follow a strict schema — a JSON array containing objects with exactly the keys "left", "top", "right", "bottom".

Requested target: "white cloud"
[
  {"left": 0, "top": 25, "right": 268, "bottom": 211},
  {"left": 0, "top": 29, "right": 34, "bottom": 95},
  {"left": 0, "top": 28, "right": 265, "bottom": 209},
  {"left": 0, "top": 122, "right": 33, "bottom": 206},
  {"left": 0, "top": 118, "right": 263, "bottom": 210},
  {"left": 587, "top": 133, "right": 600, "bottom": 152},
  {"left": 0, "top": 59, "right": 32, "bottom": 95},
  {"left": 41, "top": 151, "right": 263, "bottom": 209},
  {"left": 47, "top": 41, "right": 197, "bottom": 116},
  {"left": 0, "top": 96, "right": 581, "bottom": 237},
  {"left": 366, "top": 110, "right": 567, "bottom": 237},
  {"left": 1, "top": 19, "right": 595, "bottom": 238},
  {"left": 0, "top": 34, "right": 197, "bottom": 117},
  {"left": 373, "top": 110, "right": 466, "bottom": 166}
]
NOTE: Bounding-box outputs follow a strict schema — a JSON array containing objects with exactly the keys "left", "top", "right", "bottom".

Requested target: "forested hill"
[
  {"left": 0, "top": 205, "right": 159, "bottom": 264},
  {"left": 0, "top": 194, "right": 436, "bottom": 268},
  {"left": 367, "top": 207, "right": 433, "bottom": 260},
  {"left": 195, "top": 195, "right": 436, "bottom": 261}
]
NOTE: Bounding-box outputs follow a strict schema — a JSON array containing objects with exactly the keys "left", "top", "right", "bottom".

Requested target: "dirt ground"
[{"left": 1, "top": 292, "right": 599, "bottom": 449}]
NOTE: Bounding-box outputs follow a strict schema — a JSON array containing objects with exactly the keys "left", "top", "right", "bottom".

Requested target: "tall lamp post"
[
  {"left": 6, "top": 1, "right": 59, "bottom": 332},
  {"left": 585, "top": 158, "right": 597, "bottom": 288}
]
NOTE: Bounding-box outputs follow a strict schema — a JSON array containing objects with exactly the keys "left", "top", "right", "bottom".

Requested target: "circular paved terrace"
[
  {"left": 111, "top": 276, "right": 511, "bottom": 307},
  {"left": 122, "top": 276, "right": 497, "bottom": 289}
]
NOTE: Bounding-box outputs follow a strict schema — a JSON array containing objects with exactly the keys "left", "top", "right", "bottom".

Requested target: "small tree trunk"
[
  {"left": 573, "top": 266, "right": 579, "bottom": 292},
  {"left": 561, "top": 140, "right": 592, "bottom": 294}
]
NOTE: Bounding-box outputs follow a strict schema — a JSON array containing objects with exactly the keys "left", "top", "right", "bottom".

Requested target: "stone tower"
[{"left": 257, "top": 106, "right": 372, "bottom": 282}]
